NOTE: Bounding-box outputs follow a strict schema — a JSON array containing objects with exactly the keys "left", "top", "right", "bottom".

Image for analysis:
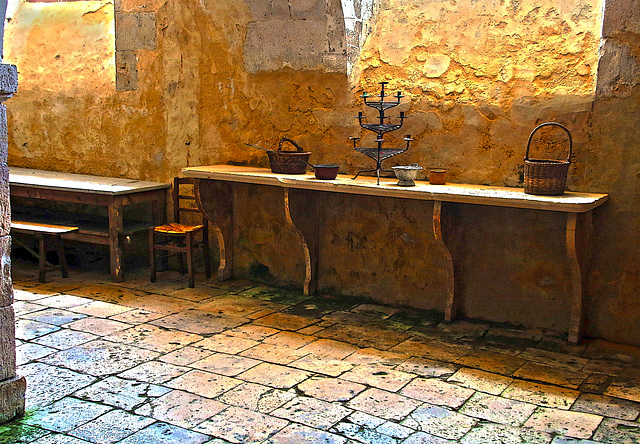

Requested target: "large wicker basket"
[
  {"left": 267, "top": 138, "right": 311, "bottom": 174},
  {"left": 524, "top": 122, "right": 572, "bottom": 196}
]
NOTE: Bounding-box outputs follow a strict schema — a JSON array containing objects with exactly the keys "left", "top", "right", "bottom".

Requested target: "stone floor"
[{"left": 3, "top": 259, "right": 640, "bottom": 444}]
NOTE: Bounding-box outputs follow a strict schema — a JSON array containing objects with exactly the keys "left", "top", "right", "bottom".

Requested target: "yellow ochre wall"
[{"left": 5, "top": 0, "right": 640, "bottom": 345}]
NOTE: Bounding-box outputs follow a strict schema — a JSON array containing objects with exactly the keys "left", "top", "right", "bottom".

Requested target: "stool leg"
[
  {"left": 38, "top": 234, "right": 47, "bottom": 283},
  {"left": 186, "top": 232, "right": 194, "bottom": 288},
  {"left": 203, "top": 226, "right": 211, "bottom": 279},
  {"left": 55, "top": 236, "right": 70, "bottom": 278},
  {"left": 149, "top": 229, "right": 157, "bottom": 283}
]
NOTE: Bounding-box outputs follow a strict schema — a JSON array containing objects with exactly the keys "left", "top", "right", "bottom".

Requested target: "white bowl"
[{"left": 392, "top": 163, "right": 423, "bottom": 186}]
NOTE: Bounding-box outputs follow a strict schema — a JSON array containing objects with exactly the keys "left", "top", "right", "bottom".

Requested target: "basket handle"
[
  {"left": 278, "top": 138, "right": 304, "bottom": 153},
  {"left": 524, "top": 122, "right": 573, "bottom": 163}
]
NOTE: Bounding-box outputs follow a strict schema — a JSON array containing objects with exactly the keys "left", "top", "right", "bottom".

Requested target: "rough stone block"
[
  {"left": 115, "top": 50, "right": 139, "bottom": 91},
  {"left": 602, "top": 0, "right": 640, "bottom": 38},
  {"left": 244, "top": 20, "right": 327, "bottom": 72},
  {"left": 115, "top": 12, "right": 157, "bottom": 51},
  {"left": 0, "top": 306, "right": 16, "bottom": 381},
  {"left": 596, "top": 40, "right": 640, "bottom": 99},
  {"left": 0, "top": 236, "right": 11, "bottom": 307},
  {"left": 0, "top": 65, "right": 18, "bottom": 100},
  {"left": 0, "top": 376, "right": 26, "bottom": 424},
  {"left": 246, "top": 0, "right": 325, "bottom": 20}
]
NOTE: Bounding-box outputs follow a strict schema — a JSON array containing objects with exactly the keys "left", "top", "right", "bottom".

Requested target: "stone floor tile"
[
  {"left": 237, "top": 362, "right": 312, "bottom": 389},
  {"left": 592, "top": 418, "right": 640, "bottom": 443},
  {"left": 581, "top": 359, "right": 626, "bottom": 376},
  {"left": 165, "top": 369, "right": 240, "bottom": 398},
  {"left": 64, "top": 318, "right": 131, "bottom": 336},
  {"left": 571, "top": 393, "right": 640, "bottom": 421},
  {"left": 217, "top": 382, "right": 296, "bottom": 413},
  {"left": 135, "top": 390, "right": 226, "bottom": 429},
  {"left": 402, "top": 404, "right": 477, "bottom": 440},
  {"left": 117, "top": 422, "right": 211, "bottom": 444},
  {"left": 347, "top": 411, "right": 387, "bottom": 428},
  {"left": 344, "top": 347, "right": 410, "bottom": 366},
  {"left": 454, "top": 349, "right": 527, "bottom": 376},
  {"left": 196, "top": 333, "right": 260, "bottom": 354},
  {"left": 194, "top": 406, "right": 289, "bottom": 443},
  {"left": 0, "top": 422, "right": 49, "bottom": 443},
  {"left": 238, "top": 286, "right": 311, "bottom": 306},
  {"left": 160, "top": 346, "right": 215, "bottom": 366},
  {"left": 75, "top": 376, "right": 170, "bottom": 410},
  {"left": 604, "top": 379, "right": 640, "bottom": 403},
  {"left": 15, "top": 319, "right": 61, "bottom": 340},
  {"left": 316, "top": 324, "right": 411, "bottom": 350},
  {"left": 40, "top": 340, "right": 159, "bottom": 376},
  {"left": 519, "top": 348, "right": 589, "bottom": 372},
  {"left": 151, "top": 309, "right": 247, "bottom": 335},
  {"left": 191, "top": 352, "right": 261, "bottom": 376},
  {"left": 523, "top": 407, "right": 603, "bottom": 439},
  {"left": 22, "top": 397, "right": 112, "bottom": 433},
  {"left": 458, "top": 392, "right": 537, "bottom": 426},
  {"left": 32, "top": 329, "right": 98, "bottom": 350},
  {"left": 265, "top": 423, "right": 347, "bottom": 444},
  {"left": 108, "top": 308, "right": 167, "bottom": 324},
  {"left": 69, "top": 409, "right": 155, "bottom": 444},
  {"left": 341, "top": 363, "right": 416, "bottom": 392},
  {"left": 332, "top": 421, "right": 399, "bottom": 444},
  {"left": 400, "top": 377, "right": 475, "bottom": 409},
  {"left": 31, "top": 434, "right": 93, "bottom": 443},
  {"left": 197, "top": 295, "right": 274, "bottom": 318},
  {"left": 513, "top": 361, "right": 589, "bottom": 389},
  {"left": 18, "top": 363, "right": 96, "bottom": 409},
  {"left": 119, "top": 361, "right": 190, "bottom": 384},
  {"left": 376, "top": 420, "right": 414, "bottom": 440},
  {"left": 579, "top": 373, "right": 615, "bottom": 395},
  {"left": 254, "top": 312, "right": 317, "bottom": 331},
  {"left": 401, "top": 431, "right": 455, "bottom": 443},
  {"left": 435, "top": 320, "right": 492, "bottom": 339},
  {"left": 352, "top": 304, "right": 399, "bottom": 319},
  {"left": 550, "top": 437, "right": 601, "bottom": 444},
  {"left": 447, "top": 367, "right": 513, "bottom": 395},
  {"left": 346, "top": 388, "right": 422, "bottom": 421},
  {"left": 290, "top": 354, "right": 354, "bottom": 376},
  {"left": 389, "top": 338, "right": 470, "bottom": 362},
  {"left": 14, "top": 300, "right": 48, "bottom": 316},
  {"left": 246, "top": 308, "right": 278, "bottom": 320},
  {"left": 225, "top": 324, "right": 280, "bottom": 341},
  {"left": 168, "top": 286, "right": 230, "bottom": 302},
  {"left": 65, "top": 285, "right": 148, "bottom": 304},
  {"left": 121, "top": 294, "right": 201, "bottom": 314},
  {"left": 263, "top": 331, "right": 318, "bottom": 349},
  {"left": 272, "top": 396, "right": 352, "bottom": 430},
  {"left": 503, "top": 380, "right": 580, "bottom": 410},
  {"left": 16, "top": 342, "right": 57, "bottom": 365},
  {"left": 69, "top": 300, "right": 133, "bottom": 318},
  {"left": 297, "top": 339, "right": 360, "bottom": 360},
  {"left": 396, "top": 357, "right": 458, "bottom": 378},
  {"left": 298, "top": 376, "right": 366, "bottom": 402},
  {"left": 459, "top": 422, "right": 552, "bottom": 444},
  {"left": 105, "top": 323, "right": 202, "bottom": 353},
  {"left": 297, "top": 324, "right": 327, "bottom": 336},
  {"left": 239, "top": 343, "right": 307, "bottom": 365},
  {"left": 13, "top": 288, "right": 58, "bottom": 301}
]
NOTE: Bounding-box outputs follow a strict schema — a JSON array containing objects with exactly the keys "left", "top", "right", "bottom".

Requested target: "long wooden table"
[
  {"left": 183, "top": 165, "right": 608, "bottom": 343},
  {"left": 10, "top": 167, "right": 169, "bottom": 282}
]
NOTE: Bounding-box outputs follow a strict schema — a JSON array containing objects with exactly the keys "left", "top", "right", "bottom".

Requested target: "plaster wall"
[{"left": 3, "top": 0, "right": 640, "bottom": 344}]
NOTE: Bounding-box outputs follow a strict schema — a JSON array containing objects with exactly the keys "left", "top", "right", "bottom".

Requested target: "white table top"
[
  {"left": 9, "top": 167, "right": 169, "bottom": 196},
  {"left": 182, "top": 165, "right": 609, "bottom": 213}
]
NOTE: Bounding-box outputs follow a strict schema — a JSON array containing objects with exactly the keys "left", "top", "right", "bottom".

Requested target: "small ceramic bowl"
[
  {"left": 313, "top": 164, "right": 339, "bottom": 180},
  {"left": 392, "top": 163, "right": 423, "bottom": 186}
]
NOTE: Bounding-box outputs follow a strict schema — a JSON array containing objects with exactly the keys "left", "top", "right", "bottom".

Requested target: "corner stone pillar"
[{"left": 0, "top": 63, "right": 25, "bottom": 424}]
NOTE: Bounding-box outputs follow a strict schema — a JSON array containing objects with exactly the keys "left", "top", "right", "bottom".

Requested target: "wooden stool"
[{"left": 11, "top": 221, "right": 79, "bottom": 283}]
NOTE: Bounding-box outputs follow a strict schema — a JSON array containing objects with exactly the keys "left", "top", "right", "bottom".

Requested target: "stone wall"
[{"left": 4, "top": 0, "right": 640, "bottom": 345}]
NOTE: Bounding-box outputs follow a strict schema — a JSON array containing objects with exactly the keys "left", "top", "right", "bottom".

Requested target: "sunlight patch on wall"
[{"left": 4, "top": 0, "right": 115, "bottom": 94}]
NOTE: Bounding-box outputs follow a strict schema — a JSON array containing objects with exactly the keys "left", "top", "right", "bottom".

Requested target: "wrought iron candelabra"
[{"left": 351, "top": 81, "right": 413, "bottom": 184}]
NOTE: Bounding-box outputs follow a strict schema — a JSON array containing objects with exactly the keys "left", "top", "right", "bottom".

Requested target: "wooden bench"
[{"left": 11, "top": 221, "right": 79, "bottom": 283}]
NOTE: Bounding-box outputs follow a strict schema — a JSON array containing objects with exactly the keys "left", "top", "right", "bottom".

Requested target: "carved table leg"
[
  {"left": 284, "top": 187, "right": 315, "bottom": 296},
  {"left": 194, "top": 179, "right": 234, "bottom": 281},
  {"left": 567, "top": 211, "right": 593, "bottom": 344},
  {"left": 108, "top": 199, "right": 124, "bottom": 282},
  {"left": 433, "top": 201, "right": 456, "bottom": 321}
]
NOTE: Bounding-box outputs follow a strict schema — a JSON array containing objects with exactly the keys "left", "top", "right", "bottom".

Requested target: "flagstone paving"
[{"left": 4, "top": 263, "right": 640, "bottom": 444}]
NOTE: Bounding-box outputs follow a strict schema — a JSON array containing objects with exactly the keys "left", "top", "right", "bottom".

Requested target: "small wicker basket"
[
  {"left": 524, "top": 122, "right": 572, "bottom": 196},
  {"left": 267, "top": 138, "right": 311, "bottom": 174}
]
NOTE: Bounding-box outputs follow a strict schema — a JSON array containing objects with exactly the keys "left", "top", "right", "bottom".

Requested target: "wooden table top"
[
  {"left": 183, "top": 165, "right": 609, "bottom": 213},
  {"left": 9, "top": 167, "right": 169, "bottom": 196}
]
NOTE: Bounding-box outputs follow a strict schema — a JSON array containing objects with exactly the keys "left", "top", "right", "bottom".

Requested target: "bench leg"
[
  {"left": 54, "top": 236, "right": 70, "bottom": 278},
  {"left": 38, "top": 235, "right": 47, "bottom": 283},
  {"left": 149, "top": 229, "right": 157, "bottom": 283},
  {"left": 186, "top": 232, "right": 195, "bottom": 288}
]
